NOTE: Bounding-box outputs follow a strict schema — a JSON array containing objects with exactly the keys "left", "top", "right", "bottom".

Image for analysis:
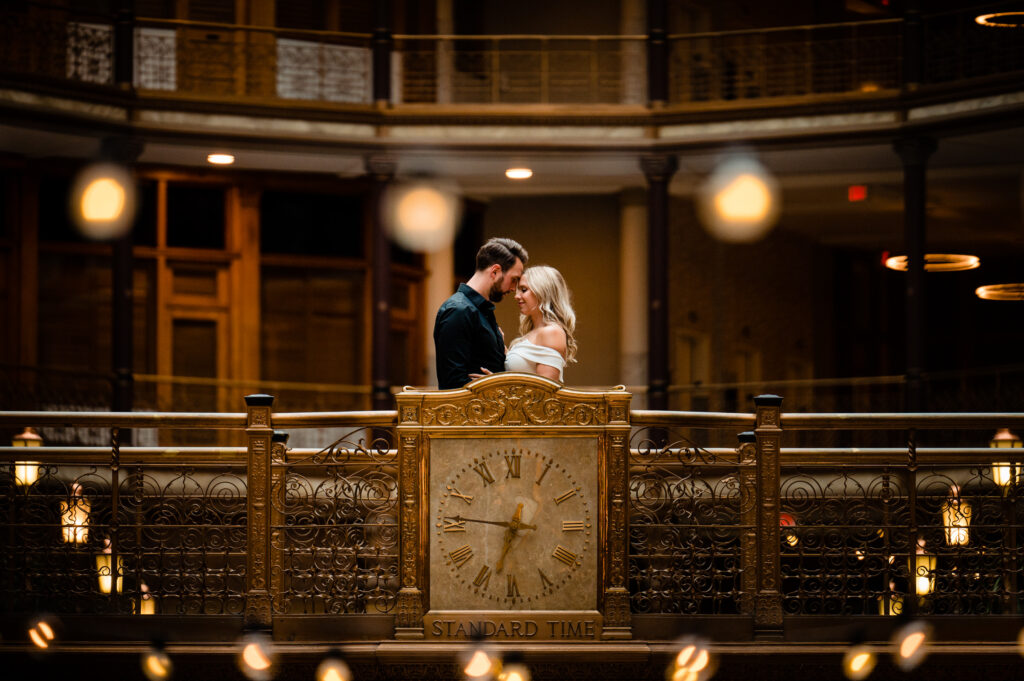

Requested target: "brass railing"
[
  {"left": 1, "top": 396, "right": 1023, "bottom": 641},
  {"left": 2, "top": 5, "right": 1023, "bottom": 109}
]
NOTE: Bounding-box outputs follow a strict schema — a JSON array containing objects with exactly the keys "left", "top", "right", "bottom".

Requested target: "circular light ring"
[
  {"left": 975, "top": 12, "right": 1024, "bottom": 27},
  {"left": 976, "top": 283, "right": 1024, "bottom": 301},
  {"left": 884, "top": 253, "right": 980, "bottom": 272}
]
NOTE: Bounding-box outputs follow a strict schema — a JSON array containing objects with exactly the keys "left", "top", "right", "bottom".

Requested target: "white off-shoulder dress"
[{"left": 504, "top": 338, "right": 566, "bottom": 381}]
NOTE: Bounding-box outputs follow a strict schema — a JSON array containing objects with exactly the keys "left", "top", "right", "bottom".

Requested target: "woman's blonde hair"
[{"left": 516, "top": 265, "right": 578, "bottom": 363}]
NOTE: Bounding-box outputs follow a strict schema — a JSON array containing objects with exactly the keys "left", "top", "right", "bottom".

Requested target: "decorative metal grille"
[
  {"left": 627, "top": 427, "right": 752, "bottom": 614},
  {"left": 66, "top": 22, "right": 113, "bottom": 84},
  {"left": 0, "top": 440, "right": 247, "bottom": 615},
  {"left": 271, "top": 428, "right": 399, "bottom": 614},
  {"left": 780, "top": 462, "right": 1023, "bottom": 616}
]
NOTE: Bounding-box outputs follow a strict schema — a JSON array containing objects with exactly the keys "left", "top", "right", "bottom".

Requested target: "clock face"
[{"left": 429, "top": 438, "right": 598, "bottom": 611}]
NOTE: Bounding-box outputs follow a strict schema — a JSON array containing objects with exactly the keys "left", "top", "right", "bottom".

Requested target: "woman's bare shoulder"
[{"left": 533, "top": 324, "right": 567, "bottom": 355}]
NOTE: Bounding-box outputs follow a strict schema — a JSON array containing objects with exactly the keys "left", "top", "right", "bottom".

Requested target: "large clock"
[
  {"left": 428, "top": 438, "right": 598, "bottom": 611},
  {"left": 393, "top": 375, "right": 632, "bottom": 642}
]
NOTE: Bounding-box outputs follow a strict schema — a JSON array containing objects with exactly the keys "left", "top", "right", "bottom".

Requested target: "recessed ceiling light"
[
  {"left": 505, "top": 167, "right": 533, "bottom": 180},
  {"left": 207, "top": 153, "right": 235, "bottom": 165}
]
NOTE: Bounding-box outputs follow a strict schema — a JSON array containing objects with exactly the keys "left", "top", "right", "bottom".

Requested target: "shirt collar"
[{"left": 458, "top": 283, "right": 495, "bottom": 313}]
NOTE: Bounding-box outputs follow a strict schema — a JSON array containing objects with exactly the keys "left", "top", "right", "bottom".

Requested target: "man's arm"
[{"left": 434, "top": 305, "right": 477, "bottom": 389}]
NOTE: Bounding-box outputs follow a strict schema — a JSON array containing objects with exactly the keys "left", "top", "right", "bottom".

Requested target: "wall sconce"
[
  {"left": 96, "top": 538, "right": 122, "bottom": 594},
  {"left": 60, "top": 483, "right": 90, "bottom": 544},
  {"left": 13, "top": 426, "right": 42, "bottom": 487},
  {"left": 913, "top": 538, "right": 935, "bottom": 596},
  {"left": 941, "top": 485, "right": 971, "bottom": 546},
  {"left": 991, "top": 428, "right": 1021, "bottom": 489}
]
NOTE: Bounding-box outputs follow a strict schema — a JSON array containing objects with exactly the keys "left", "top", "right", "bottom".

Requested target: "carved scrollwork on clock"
[{"left": 422, "top": 385, "right": 608, "bottom": 427}]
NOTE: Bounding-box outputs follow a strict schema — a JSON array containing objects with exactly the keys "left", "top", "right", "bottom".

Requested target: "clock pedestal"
[{"left": 395, "top": 373, "right": 632, "bottom": 642}]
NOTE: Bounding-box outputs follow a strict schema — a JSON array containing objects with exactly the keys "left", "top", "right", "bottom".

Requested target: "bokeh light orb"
[
  {"left": 141, "top": 646, "right": 174, "bottom": 681},
  {"left": 384, "top": 180, "right": 461, "bottom": 253},
  {"left": 698, "top": 156, "right": 780, "bottom": 243},
  {"left": 842, "top": 645, "right": 876, "bottom": 681},
  {"left": 237, "top": 633, "right": 275, "bottom": 681},
  {"left": 70, "top": 162, "right": 137, "bottom": 240},
  {"left": 666, "top": 636, "right": 716, "bottom": 681},
  {"left": 316, "top": 654, "right": 352, "bottom": 681}
]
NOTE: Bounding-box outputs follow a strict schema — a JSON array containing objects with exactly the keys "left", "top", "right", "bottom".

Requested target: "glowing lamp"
[
  {"left": 698, "top": 156, "right": 779, "bottom": 243},
  {"left": 913, "top": 539, "right": 935, "bottom": 596},
  {"left": 383, "top": 181, "right": 461, "bottom": 253},
  {"left": 975, "top": 12, "right": 1024, "bottom": 27},
  {"left": 780, "top": 512, "right": 798, "bottom": 547},
  {"left": 941, "top": 485, "right": 971, "bottom": 546},
  {"left": 96, "top": 538, "right": 123, "bottom": 594},
  {"left": 842, "top": 645, "right": 876, "bottom": 681},
  {"left": 505, "top": 167, "right": 533, "bottom": 180},
  {"left": 13, "top": 426, "right": 42, "bottom": 487},
  {"left": 207, "top": 153, "right": 235, "bottom": 165},
  {"left": 60, "top": 483, "right": 90, "bottom": 544},
  {"left": 847, "top": 185, "right": 868, "bottom": 201},
  {"left": 139, "top": 582, "right": 157, "bottom": 615},
  {"left": 991, "top": 429, "right": 1021, "bottom": 489},
  {"left": 71, "top": 163, "right": 137, "bottom": 240}
]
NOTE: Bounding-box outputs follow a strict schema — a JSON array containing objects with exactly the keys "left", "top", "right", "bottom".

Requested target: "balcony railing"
[
  {"left": 1, "top": 393, "right": 1022, "bottom": 643},
  {"left": 2, "top": 5, "right": 1023, "bottom": 110}
]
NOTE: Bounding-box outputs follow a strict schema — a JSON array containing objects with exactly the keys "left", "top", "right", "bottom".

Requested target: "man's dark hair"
[{"left": 475, "top": 237, "right": 528, "bottom": 272}]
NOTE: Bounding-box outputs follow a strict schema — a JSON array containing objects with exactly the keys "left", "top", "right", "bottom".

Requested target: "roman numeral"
[
  {"left": 449, "top": 544, "right": 473, "bottom": 568},
  {"left": 473, "top": 564, "right": 492, "bottom": 589},
  {"left": 552, "top": 545, "right": 578, "bottom": 566},
  {"left": 536, "top": 461, "right": 552, "bottom": 485},
  {"left": 505, "top": 454, "right": 521, "bottom": 479},
  {"left": 473, "top": 460, "right": 495, "bottom": 485},
  {"left": 443, "top": 517, "right": 466, "bottom": 532},
  {"left": 506, "top": 574, "right": 520, "bottom": 598},
  {"left": 562, "top": 520, "right": 585, "bottom": 532},
  {"left": 448, "top": 485, "right": 473, "bottom": 504},
  {"left": 538, "top": 568, "right": 554, "bottom": 588},
  {"left": 554, "top": 488, "right": 577, "bottom": 505}
]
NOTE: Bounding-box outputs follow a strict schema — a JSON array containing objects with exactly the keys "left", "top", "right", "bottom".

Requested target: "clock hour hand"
[{"left": 445, "top": 515, "right": 537, "bottom": 531}]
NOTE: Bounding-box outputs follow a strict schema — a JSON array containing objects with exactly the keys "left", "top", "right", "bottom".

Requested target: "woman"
[{"left": 471, "top": 265, "right": 577, "bottom": 382}]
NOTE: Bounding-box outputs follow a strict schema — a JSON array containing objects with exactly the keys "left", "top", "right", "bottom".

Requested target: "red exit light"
[{"left": 848, "top": 185, "right": 868, "bottom": 202}]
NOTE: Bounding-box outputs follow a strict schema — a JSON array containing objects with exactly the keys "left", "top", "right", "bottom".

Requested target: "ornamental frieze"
[{"left": 419, "top": 384, "right": 610, "bottom": 426}]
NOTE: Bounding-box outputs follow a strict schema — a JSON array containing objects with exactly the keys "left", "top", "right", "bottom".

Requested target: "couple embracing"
[{"left": 433, "top": 238, "right": 577, "bottom": 390}]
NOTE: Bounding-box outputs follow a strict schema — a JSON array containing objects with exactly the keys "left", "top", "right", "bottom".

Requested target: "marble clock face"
[{"left": 428, "top": 438, "right": 599, "bottom": 611}]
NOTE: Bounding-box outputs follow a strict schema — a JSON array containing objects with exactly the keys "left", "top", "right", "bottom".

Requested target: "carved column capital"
[{"left": 640, "top": 154, "right": 678, "bottom": 183}]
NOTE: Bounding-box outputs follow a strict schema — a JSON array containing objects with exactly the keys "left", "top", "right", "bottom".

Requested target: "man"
[{"left": 433, "top": 237, "right": 528, "bottom": 389}]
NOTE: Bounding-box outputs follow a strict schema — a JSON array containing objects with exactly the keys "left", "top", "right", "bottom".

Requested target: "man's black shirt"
[{"left": 433, "top": 283, "right": 505, "bottom": 389}]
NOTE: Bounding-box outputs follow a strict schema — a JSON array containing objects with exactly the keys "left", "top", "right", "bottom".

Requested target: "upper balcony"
[{"left": 1, "top": 2, "right": 1023, "bottom": 155}]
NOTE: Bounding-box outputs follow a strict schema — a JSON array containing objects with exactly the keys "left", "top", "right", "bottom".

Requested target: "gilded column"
[
  {"left": 244, "top": 393, "right": 274, "bottom": 627},
  {"left": 602, "top": 391, "right": 633, "bottom": 639},
  {"left": 753, "top": 394, "right": 783, "bottom": 637}
]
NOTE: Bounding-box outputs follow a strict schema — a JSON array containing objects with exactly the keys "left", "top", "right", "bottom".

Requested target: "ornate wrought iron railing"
[
  {"left": 2, "top": 5, "right": 1023, "bottom": 109},
  {"left": 1, "top": 395, "right": 1023, "bottom": 641},
  {"left": 628, "top": 401, "right": 1024, "bottom": 637}
]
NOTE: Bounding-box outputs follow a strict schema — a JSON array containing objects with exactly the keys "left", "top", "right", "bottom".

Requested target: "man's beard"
[{"left": 488, "top": 278, "right": 506, "bottom": 303}]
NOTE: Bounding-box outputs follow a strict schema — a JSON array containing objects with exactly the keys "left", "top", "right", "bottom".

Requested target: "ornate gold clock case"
[{"left": 394, "top": 373, "right": 631, "bottom": 642}]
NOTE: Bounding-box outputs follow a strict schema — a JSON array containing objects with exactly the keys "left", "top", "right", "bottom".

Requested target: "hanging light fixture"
[
  {"left": 976, "top": 284, "right": 1024, "bottom": 301},
  {"left": 13, "top": 426, "right": 43, "bottom": 487},
  {"left": 913, "top": 538, "right": 935, "bottom": 596},
  {"left": 991, "top": 428, "right": 1022, "bottom": 490},
  {"left": 60, "top": 483, "right": 90, "bottom": 544},
  {"left": 884, "top": 253, "right": 980, "bottom": 272},
  {"left": 941, "top": 485, "right": 971, "bottom": 546},
  {"left": 96, "top": 538, "right": 123, "bottom": 594}
]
